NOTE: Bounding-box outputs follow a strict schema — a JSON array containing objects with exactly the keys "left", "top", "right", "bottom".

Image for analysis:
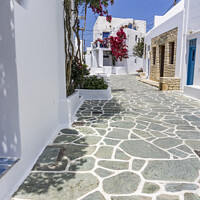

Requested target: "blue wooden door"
[{"left": 187, "top": 39, "right": 197, "bottom": 85}]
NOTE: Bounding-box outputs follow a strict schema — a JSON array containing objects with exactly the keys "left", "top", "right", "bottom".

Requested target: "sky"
[{"left": 80, "top": 0, "right": 181, "bottom": 49}]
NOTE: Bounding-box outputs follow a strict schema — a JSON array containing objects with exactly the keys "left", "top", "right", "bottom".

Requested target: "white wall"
[
  {"left": 154, "top": 1, "right": 184, "bottom": 27},
  {"left": 0, "top": 0, "right": 66, "bottom": 199},
  {"left": 185, "top": 0, "right": 200, "bottom": 87},
  {"left": 0, "top": 0, "right": 21, "bottom": 159}
]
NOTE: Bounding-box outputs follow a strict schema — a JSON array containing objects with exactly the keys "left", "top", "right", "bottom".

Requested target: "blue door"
[{"left": 187, "top": 39, "right": 197, "bottom": 85}]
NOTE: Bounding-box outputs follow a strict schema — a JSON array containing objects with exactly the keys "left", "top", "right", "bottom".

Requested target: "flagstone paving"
[{"left": 13, "top": 75, "right": 200, "bottom": 200}]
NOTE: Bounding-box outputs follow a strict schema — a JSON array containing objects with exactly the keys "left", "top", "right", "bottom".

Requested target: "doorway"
[
  {"left": 160, "top": 45, "right": 165, "bottom": 77},
  {"left": 187, "top": 39, "right": 197, "bottom": 85}
]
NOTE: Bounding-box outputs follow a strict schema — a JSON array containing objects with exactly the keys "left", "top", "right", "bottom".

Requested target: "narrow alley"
[{"left": 14, "top": 75, "right": 200, "bottom": 200}]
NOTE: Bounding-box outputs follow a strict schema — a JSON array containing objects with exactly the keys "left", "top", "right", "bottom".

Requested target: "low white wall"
[
  {"left": 184, "top": 85, "right": 200, "bottom": 100},
  {"left": 59, "top": 90, "right": 83, "bottom": 126},
  {"left": 103, "top": 66, "right": 112, "bottom": 76}
]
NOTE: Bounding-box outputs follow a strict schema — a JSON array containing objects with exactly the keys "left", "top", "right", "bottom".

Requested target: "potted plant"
[
  {"left": 77, "top": 75, "right": 112, "bottom": 100},
  {"left": 136, "top": 68, "right": 145, "bottom": 77}
]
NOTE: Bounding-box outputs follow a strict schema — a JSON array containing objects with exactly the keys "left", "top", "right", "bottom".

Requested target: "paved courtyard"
[{"left": 14, "top": 75, "right": 200, "bottom": 200}]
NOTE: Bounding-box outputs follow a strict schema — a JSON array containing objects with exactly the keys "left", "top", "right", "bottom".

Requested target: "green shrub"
[
  {"left": 82, "top": 76, "right": 108, "bottom": 90},
  {"left": 70, "top": 57, "right": 90, "bottom": 89}
]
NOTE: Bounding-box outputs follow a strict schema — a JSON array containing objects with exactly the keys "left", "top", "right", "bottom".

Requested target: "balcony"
[{"left": 92, "top": 41, "right": 110, "bottom": 50}]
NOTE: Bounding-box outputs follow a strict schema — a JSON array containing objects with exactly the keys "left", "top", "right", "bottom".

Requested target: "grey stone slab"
[
  {"left": 53, "top": 135, "right": 80, "bottom": 144},
  {"left": 106, "top": 129, "right": 130, "bottom": 140},
  {"left": 176, "top": 126, "right": 196, "bottom": 130},
  {"left": 69, "top": 157, "right": 95, "bottom": 171},
  {"left": 165, "top": 183, "right": 198, "bottom": 192},
  {"left": 74, "top": 136, "right": 102, "bottom": 145},
  {"left": 63, "top": 144, "right": 96, "bottom": 160},
  {"left": 153, "top": 138, "right": 182, "bottom": 149},
  {"left": 111, "top": 196, "right": 151, "bottom": 200},
  {"left": 150, "top": 131, "right": 167, "bottom": 137},
  {"left": 185, "top": 140, "right": 200, "bottom": 151},
  {"left": 120, "top": 140, "right": 170, "bottom": 159},
  {"left": 168, "top": 148, "right": 188, "bottom": 158},
  {"left": 95, "top": 168, "right": 114, "bottom": 178},
  {"left": 95, "top": 146, "right": 113, "bottom": 159},
  {"left": 104, "top": 139, "right": 120, "bottom": 146},
  {"left": 142, "top": 182, "right": 160, "bottom": 194},
  {"left": 98, "top": 160, "right": 129, "bottom": 170},
  {"left": 135, "top": 124, "right": 146, "bottom": 130},
  {"left": 132, "top": 159, "right": 145, "bottom": 171},
  {"left": 110, "top": 121, "right": 136, "bottom": 129},
  {"left": 76, "top": 127, "right": 96, "bottom": 135},
  {"left": 164, "top": 120, "right": 190, "bottom": 125},
  {"left": 14, "top": 173, "right": 99, "bottom": 200},
  {"left": 103, "top": 172, "right": 140, "bottom": 194},
  {"left": 142, "top": 158, "right": 200, "bottom": 182},
  {"left": 36, "top": 147, "right": 60, "bottom": 164},
  {"left": 96, "top": 129, "right": 107, "bottom": 136},
  {"left": 130, "top": 134, "right": 140, "bottom": 139},
  {"left": 91, "top": 122, "right": 108, "bottom": 129},
  {"left": 176, "top": 131, "right": 200, "bottom": 139},
  {"left": 132, "top": 129, "right": 153, "bottom": 138},
  {"left": 184, "top": 115, "right": 200, "bottom": 121},
  {"left": 184, "top": 193, "right": 200, "bottom": 200},
  {"left": 156, "top": 194, "right": 179, "bottom": 200},
  {"left": 82, "top": 191, "right": 105, "bottom": 200},
  {"left": 115, "top": 149, "right": 130, "bottom": 160},
  {"left": 149, "top": 123, "right": 167, "bottom": 131},
  {"left": 176, "top": 145, "right": 193, "bottom": 154},
  {"left": 60, "top": 129, "right": 79, "bottom": 135}
]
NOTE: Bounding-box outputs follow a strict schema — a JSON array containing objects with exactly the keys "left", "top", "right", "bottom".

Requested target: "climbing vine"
[{"left": 63, "top": 0, "right": 114, "bottom": 95}]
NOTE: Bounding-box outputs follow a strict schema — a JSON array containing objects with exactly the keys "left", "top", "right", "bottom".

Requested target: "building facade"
[
  {"left": 144, "top": 0, "right": 200, "bottom": 100},
  {"left": 86, "top": 16, "right": 146, "bottom": 76}
]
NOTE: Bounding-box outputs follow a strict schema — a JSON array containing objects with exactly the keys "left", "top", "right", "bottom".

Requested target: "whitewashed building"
[
  {"left": 143, "top": 0, "right": 200, "bottom": 100},
  {"left": 0, "top": 0, "right": 76, "bottom": 199},
  {"left": 86, "top": 16, "right": 146, "bottom": 76}
]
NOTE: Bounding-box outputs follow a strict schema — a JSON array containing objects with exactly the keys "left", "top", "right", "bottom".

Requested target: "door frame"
[{"left": 159, "top": 45, "right": 165, "bottom": 78}]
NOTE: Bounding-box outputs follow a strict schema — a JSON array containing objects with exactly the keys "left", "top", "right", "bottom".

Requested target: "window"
[
  {"left": 135, "top": 35, "right": 138, "bottom": 42},
  {"left": 148, "top": 45, "right": 150, "bottom": 51},
  {"left": 128, "top": 24, "right": 133, "bottom": 29},
  {"left": 138, "top": 38, "right": 140, "bottom": 43},
  {"left": 103, "top": 32, "right": 110, "bottom": 39},
  {"left": 152, "top": 47, "right": 156, "bottom": 65},
  {"left": 169, "top": 42, "right": 175, "bottom": 64}
]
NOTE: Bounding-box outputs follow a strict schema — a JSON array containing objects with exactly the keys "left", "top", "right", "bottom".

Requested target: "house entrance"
[{"left": 187, "top": 39, "right": 197, "bottom": 85}]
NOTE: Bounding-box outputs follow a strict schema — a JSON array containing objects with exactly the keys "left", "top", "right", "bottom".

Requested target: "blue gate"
[{"left": 187, "top": 39, "right": 197, "bottom": 85}]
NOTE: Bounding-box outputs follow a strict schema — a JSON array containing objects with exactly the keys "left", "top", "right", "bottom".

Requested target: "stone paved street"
[{"left": 14, "top": 75, "right": 200, "bottom": 200}]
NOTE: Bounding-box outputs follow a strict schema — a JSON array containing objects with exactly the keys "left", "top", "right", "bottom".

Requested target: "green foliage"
[
  {"left": 70, "top": 57, "right": 90, "bottom": 90},
  {"left": 133, "top": 37, "right": 144, "bottom": 58},
  {"left": 83, "top": 76, "right": 108, "bottom": 90}
]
